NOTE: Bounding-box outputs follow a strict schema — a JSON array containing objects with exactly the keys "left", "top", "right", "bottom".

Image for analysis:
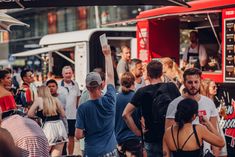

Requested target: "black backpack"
[{"left": 151, "top": 82, "right": 178, "bottom": 137}]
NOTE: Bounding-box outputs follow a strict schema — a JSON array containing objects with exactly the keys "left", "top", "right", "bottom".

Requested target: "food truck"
[
  {"left": 135, "top": 0, "right": 235, "bottom": 152},
  {"left": 12, "top": 27, "right": 136, "bottom": 90}
]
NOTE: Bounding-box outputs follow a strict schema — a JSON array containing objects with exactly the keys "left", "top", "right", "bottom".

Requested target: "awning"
[
  {"left": 102, "top": 9, "right": 222, "bottom": 27},
  {"left": 137, "top": 0, "right": 235, "bottom": 19},
  {"left": 102, "top": 0, "right": 235, "bottom": 27},
  {"left": 0, "top": 0, "right": 190, "bottom": 9},
  {"left": 0, "top": 12, "right": 29, "bottom": 31},
  {"left": 12, "top": 43, "right": 76, "bottom": 57}
]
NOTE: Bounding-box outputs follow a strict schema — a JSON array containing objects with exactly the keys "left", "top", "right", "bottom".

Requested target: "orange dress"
[{"left": 0, "top": 95, "right": 17, "bottom": 112}]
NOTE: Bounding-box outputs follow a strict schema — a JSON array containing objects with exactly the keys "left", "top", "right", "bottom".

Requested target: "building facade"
[{"left": 0, "top": 6, "right": 153, "bottom": 70}]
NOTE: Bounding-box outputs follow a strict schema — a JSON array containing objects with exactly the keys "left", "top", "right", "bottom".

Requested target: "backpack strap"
[
  {"left": 193, "top": 124, "right": 201, "bottom": 148},
  {"left": 166, "top": 82, "right": 174, "bottom": 99},
  {"left": 61, "top": 80, "right": 75, "bottom": 93},
  {"left": 139, "top": 104, "right": 145, "bottom": 153}
]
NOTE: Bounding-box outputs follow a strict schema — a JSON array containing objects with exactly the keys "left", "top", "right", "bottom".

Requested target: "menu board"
[{"left": 225, "top": 19, "right": 235, "bottom": 81}]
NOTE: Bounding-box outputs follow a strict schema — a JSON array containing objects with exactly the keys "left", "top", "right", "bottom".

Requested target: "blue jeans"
[{"left": 144, "top": 142, "right": 163, "bottom": 157}]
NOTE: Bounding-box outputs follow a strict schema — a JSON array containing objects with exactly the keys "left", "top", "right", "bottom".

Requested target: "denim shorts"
[
  {"left": 100, "top": 149, "right": 119, "bottom": 157},
  {"left": 144, "top": 142, "right": 163, "bottom": 157}
]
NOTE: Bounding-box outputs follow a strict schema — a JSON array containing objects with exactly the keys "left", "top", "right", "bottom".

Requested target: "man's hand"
[
  {"left": 102, "top": 45, "right": 111, "bottom": 56},
  {"left": 212, "top": 146, "right": 221, "bottom": 157}
]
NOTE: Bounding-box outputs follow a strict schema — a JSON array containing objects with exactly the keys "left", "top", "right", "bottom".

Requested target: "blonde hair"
[
  {"left": 161, "top": 57, "right": 174, "bottom": 69},
  {"left": 172, "top": 62, "right": 183, "bottom": 83},
  {"left": 37, "top": 86, "right": 58, "bottom": 116},
  {"left": 161, "top": 57, "right": 183, "bottom": 83},
  {"left": 200, "top": 78, "right": 213, "bottom": 98}
]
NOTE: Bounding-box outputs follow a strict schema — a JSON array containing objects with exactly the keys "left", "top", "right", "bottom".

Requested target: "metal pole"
[
  {"left": 207, "top": 13, "right": 221, "bottom": 48},
  {"left": 95, "top": 6, "right": 100, "bottom": 28}
]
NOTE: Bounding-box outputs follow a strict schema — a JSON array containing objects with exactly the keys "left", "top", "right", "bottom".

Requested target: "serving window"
[{"left": 179, "top": 12, "right": 222, "bottom": 73}]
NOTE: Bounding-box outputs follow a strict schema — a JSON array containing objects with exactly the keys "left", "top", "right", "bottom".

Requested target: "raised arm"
[{"left": 102, "top": 45, "right": 114, "bottom": 86}]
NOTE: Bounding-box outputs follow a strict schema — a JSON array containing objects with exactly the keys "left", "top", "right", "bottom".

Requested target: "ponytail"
[
  {"left": 175, "top": 98, "right": 198, "bottom": 130},
  {"left": 175, "top": 110, "right": 185, "bottom": 129}
]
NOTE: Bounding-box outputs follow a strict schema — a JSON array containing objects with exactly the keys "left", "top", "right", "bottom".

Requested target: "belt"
[{"left": 2, "top": 110, "right": 24, "bottom": 119}]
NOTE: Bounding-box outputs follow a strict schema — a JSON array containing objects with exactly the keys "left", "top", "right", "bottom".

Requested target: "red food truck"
[{"left": 135, "top": 0, "right": 235, "bottom": 154}]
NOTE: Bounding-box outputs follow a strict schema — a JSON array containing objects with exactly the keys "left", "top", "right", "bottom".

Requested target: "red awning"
[
  {"left": 137, "top": 0, "right": 235, "bottom": 19},
  {"left": 0, "top": 0, "right": 190, "bottom": 9}
]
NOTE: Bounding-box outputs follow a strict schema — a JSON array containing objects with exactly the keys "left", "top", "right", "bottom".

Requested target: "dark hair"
[
  {"left": 46, "top": 79, "right": 58, "bottom": 86},
  {"left": 130, "top": 58, "right": 142, "bottom": 70},
  {"left": 4, "top": 68, "right": 12, "bottom": 74},
  {"left": 147, "top": 60, "right": 163, "bottom": 79},
  {"left": 175, "top": 98, "right": 198, "bottom": 129},
  {"left": 121, "top": 72, "right": 135, "bottom": 93},
  {"left": 20, "top": 69, "right": 32, "bottom": 79},
  {"left": 0, "top": 70, "right": 10, "bottom": 80},
  {"left": 190, "top": 31, "right": 198, "bottom": 38},
  {"left": 183, "top": 68, "right": 202, "bottom": 81}
]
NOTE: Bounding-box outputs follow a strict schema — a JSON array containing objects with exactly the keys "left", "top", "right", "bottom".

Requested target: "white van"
[{"left": 13, "top": 27, "right": 136, "bottom": 89}]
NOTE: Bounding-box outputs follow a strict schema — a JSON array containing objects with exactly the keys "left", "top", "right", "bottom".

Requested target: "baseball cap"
[{"left": 86, "top": 72, "right": 102, "bottom": 87}]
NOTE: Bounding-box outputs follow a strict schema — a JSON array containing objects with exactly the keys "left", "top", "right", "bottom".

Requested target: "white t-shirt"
[
  {"left": 183, "top": 44, "right": 207, "bottom": 64},
  {"left": 135, "top": 77, "right": 145, "bottom": 91},
  {"left": 166, "top": 95, "right": 218, "bottom": 154},
  {"left": 58, "top": 80, "right": 81, "bottom": 120}
]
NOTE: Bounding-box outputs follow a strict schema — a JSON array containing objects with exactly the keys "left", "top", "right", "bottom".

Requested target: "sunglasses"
[{"left": 211, "top": 86, "right": 217, "bottom": 90}]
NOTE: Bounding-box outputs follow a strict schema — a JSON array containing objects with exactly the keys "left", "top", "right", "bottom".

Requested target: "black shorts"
[{"left": 68, "top": 119, "right": 76, "bottom": 137}]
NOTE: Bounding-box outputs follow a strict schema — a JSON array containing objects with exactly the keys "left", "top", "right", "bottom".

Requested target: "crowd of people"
[{"left": 0, "top": 41, "right": 234, "bottom": 157}]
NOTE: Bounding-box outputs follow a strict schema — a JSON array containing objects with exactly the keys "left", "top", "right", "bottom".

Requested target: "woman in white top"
[
  {"left": 28, "top": 86, "right": 68, "bottom": 157},
  {"left": 200, "top": 78, "right": 227, "bottom": 157}
]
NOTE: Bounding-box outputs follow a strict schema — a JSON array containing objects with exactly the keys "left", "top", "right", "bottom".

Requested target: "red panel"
[
  {"left": 148, "top": 18, "right": 180, "bottom": 64},
  {"left": 202, "top": 73, "right": 223, "bottom": 83},
  {"left": 137, "top": 20, "right": 150, "bottom": 62}
]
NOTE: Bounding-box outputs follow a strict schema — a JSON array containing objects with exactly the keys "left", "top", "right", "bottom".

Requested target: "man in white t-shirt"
[
  {"left": 182, "top": 31, "right": 207, "bottom": 70},
  {"left": 58, "top": 66, "right": 81, "bottom": 155},
  {"left": 165, "top": 68, "right": 219, "bottom": 156}
]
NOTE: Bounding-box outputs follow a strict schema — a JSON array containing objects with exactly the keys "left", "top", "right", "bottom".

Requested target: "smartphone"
[
  {"left": 198, "top": 110, "right": 206, "bottom": 123},
  {"left": 99, "top": 33, "right": 108, "bottom": 47}
]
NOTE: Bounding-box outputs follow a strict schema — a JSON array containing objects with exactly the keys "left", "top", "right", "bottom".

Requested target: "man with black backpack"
[{"left": 123, "top": 60, "right": 180, "bottom": 157}]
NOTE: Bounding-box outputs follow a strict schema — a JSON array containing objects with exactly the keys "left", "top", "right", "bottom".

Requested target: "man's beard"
[
  {"left": 186, "top": 88, "right": 200, "bottom": 96},
  {"left": 135, "top": 73, "right": 143, "bottom": 78}
]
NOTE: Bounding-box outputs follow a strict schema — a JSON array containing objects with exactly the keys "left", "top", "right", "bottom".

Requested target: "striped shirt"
[{"left": 2, "top": 115, "right": 49, "bottom": 157}]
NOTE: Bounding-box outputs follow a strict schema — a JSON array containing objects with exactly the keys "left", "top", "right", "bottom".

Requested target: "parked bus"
[{"left": 12, "top": 27, "right": 136, "bottom": 89}]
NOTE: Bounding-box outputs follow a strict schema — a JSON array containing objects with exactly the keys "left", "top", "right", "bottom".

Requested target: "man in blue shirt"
[{"left": 75, "top": 45, "right": 118, "bottom": 157}]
